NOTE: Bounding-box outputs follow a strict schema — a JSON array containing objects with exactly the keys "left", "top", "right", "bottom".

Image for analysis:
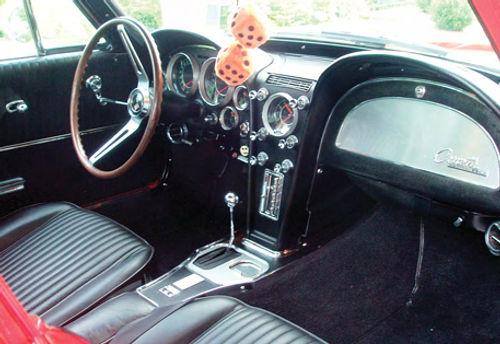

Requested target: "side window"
[
  {"left": 31, "top": 0, "right": 94, "bottom": 50},
  {"left": 0, "top": 1, "right": 37, "bottom": 60},
  {"left": 0, "top": 0, "right": 94, "bottom": 60}
]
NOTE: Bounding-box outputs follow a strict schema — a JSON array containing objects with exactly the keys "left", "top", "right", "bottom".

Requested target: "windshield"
[{"left": 117, "top": 0, "right": 499, "bottom": 70}]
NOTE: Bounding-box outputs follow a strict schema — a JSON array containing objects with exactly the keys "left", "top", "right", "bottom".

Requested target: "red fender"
[{"left": 0, "top": 275, "right": 88, "bottom": 344}]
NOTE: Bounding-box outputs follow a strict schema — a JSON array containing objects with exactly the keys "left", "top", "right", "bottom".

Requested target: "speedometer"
[
  {"left": 262, "top": 93, "right": 299, "bottom": 137},
  {"left": 166, "top": 52, "right": 199, "bottom": 97},
  {"left": 199, "top": 57, "right": 233, "bottom": 106}
]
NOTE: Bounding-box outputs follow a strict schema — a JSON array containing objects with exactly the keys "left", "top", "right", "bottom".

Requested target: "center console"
[{"left": 238, "top": 73, "right": 315, "bottom": 253}]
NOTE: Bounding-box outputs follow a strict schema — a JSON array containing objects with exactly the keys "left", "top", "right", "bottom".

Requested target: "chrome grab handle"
[{"left": 5, "top": 100, "right": 28, "bottom": 114}]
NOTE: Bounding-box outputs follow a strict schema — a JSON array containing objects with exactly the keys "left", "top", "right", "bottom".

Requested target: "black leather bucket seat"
[{"left": 0, "top": 202, "right": 153, "bottom": 326}]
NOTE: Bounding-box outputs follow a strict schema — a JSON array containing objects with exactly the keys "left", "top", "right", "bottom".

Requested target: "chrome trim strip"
[
  {"left": 23, "top": 0, "right": 46, "bottom": 56},
  {"left": 0, "top": 125, "right": 120, "bottom": 153},
  {"left": 241, "top": 239, "right": 289, "bottom": 258},
  {"left": 186, "top": 243, "right": 270, "bottom": 286},
  {"left": 0, "top": 178, "right": 25, "bottom": 196}
]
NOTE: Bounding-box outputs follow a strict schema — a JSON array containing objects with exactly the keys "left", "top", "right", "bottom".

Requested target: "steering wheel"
[{"left": 70, "top": 17, "right": 163, "bottom": 179}]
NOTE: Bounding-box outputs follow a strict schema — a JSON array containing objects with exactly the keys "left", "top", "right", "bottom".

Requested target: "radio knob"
[
  {"left": 257, "top": 152, "right": 269, "bottom": 166},
  {"left": 281, "top": 159, "right": 294, "bottom": 173},
  {"left": 249, "top": 156, "right": 257, "bottom": 166}
]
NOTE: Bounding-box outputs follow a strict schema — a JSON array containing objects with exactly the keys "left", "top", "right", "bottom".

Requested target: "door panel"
[{"left": 0, "top": 51, "right": 165, "bottom": 216}]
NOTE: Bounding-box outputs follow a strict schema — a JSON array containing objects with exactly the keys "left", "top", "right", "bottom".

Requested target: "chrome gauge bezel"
[
  {"left": 219, "top": 106, "right": 239, "bottom": 131},
  {"left": 262, "top": 92, "right": 299, "bottom": 137},
  {"left": 485, "top": 222, "right": 500, "bottom": 256},
  {"left": 199, "top": 57, "right": 234, "bottom": 107},
  {"left": 166, "top": 52, "right": 200, "bottom": 97},
  {"left": 233, "top": 85, "right": 249, "bottom": 111}
]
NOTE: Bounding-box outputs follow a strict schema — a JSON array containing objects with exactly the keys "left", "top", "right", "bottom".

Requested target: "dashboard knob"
[
  {"left": 278, "top": 139, "right": 286, "bottom": 149},
  {"left": 256, "top": 88, "right": 269, "bottom": 101},
  {"left": 248, "top": 90, "right": 258, "bottom": 100},
  {"left": 257, "top": 127, "right": 268, "bottom": 141},
  {"left": 281, "top": 159, "right": 294, "bottom": 173},
  {"left": 285, "top": 135, "right": 299, "bottom": 149},
  {"left": 274, "top": 163, "right": 282, "bottom": 173},
  {"left": 296, "top": 95, "right": 310, "bottom": 110},
  {"left": 204, "top": 113, "right": 218, "bottom": 126},
  {"left": 288, "top": 98, "right": 298, "bottom": 108},
  {"left": 166, "top": 123, "right": 190, "bottom": 145},
  {"left": 249, "top": 156, "right": 257, "bottom": 166},
  {"left": 239, "top": 121, "right": 250, "bottom": 136},
  {"left": 257, "top": 152, "right": 269, "bottom": 166},
  {"left": 250, "top": 128, "right": 268, "bottom": 141}
]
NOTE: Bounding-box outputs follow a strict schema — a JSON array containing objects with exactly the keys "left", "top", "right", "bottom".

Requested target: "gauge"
[
  {"left": 262, "top": 93, "right": 299, "bottom": 137},
  {"left": 199, "top": 57, "right": 233, "bottom": 106},
  {"left": 166, "top": 52, "right": 199, "bottom": 97},
  {"left": 219, "top": 106, "right": 239, "bottom": 131},
  {"left": 233, "top": 85, "right": 250, "bottom": 111}
]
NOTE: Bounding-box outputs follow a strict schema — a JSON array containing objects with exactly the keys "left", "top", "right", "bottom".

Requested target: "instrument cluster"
[{"left": 165, "top": 49, "right": 250, "bottom": 133}]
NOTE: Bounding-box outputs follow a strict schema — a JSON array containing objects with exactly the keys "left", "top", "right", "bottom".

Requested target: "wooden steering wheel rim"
[{"left": 70, "top": 17, "right": 163, "bottom": 179}]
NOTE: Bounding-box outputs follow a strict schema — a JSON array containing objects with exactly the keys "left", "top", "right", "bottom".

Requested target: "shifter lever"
[{"left": 224, "top": 192, "right": 239, "bottom": 250}]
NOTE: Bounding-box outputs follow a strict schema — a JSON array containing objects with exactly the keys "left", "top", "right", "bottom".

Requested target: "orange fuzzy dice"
[
  {"left": 230, "top": 4, "right": 269, "bottom": 49},
  {"left": 215, "top": 42, "right": 254, "bottom": 86}
]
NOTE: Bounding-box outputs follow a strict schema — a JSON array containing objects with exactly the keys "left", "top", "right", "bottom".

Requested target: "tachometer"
[
  {"left": 219, "top": 106, "right": 239, "bottom": 131},
  {"left": 199, "top": 57, "right": 233, "bottom": 106},
  {"left": 166, "top": 52, "right": 199, "bottom": 97},
  {"left": 233, "top": 85, "right": 250, "bottom": 111},
  {"left": 262, "top": 93, "right": 299, "bottom": 137}
]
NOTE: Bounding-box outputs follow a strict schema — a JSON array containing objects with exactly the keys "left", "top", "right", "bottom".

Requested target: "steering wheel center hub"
[{"left": 128, "top": 88, "right": 149, "bottom": 118}]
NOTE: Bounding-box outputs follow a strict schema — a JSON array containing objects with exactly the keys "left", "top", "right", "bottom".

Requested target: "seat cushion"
[
  {"left": 0, "top": 202, "right": 153, "bottom": 326},
  {"left": 111, "top": 296, "right": 327, "bottom": 344}
]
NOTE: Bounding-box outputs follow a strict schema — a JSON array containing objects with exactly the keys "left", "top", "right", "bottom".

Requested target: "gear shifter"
[
  {"left": 225, "top": 192, "right": 239, "bottom": 249},
  {"left": 193, "top": 192, "right": 241, "bottom": 269}
]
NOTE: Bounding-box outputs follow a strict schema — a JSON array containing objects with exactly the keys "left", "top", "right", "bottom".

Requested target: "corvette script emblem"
[{"left": 433, "top": 148, "right": 488, "bottom": 177}]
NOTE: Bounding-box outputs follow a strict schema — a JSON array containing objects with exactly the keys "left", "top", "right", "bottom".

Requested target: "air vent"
[{"left": 266, "top": 75, "right": 313, "bottom": 92}]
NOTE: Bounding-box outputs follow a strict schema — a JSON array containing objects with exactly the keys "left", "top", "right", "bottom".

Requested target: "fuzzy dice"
[
  {"left": 215, "top": 3, "right": 269, "bottom": 86},
  {"left": 215, "top": 42, "right": 253, "bottom": 86},
  {"left": 230, "top": 3, "right": 269, "bottom": 49}
]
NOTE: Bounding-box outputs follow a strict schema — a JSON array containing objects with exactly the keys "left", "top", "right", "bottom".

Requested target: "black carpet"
[
  {"left": 357, "top": 214, "right": 500, "bottom": 344},
  {"left": 231, "top": 205, "right": 499, "bottom": 343},
  {"left": 233, "top": 205, "right": 421, "bottom": 344}
]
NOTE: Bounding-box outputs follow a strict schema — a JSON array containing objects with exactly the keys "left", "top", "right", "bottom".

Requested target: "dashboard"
[{"left": 151, "top": 29, "right": 500, "bottom": 254}]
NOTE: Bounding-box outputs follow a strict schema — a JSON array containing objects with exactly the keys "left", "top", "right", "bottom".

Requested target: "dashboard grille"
[{"left": 266, "top": 75, "right": 313, "bottom": 92}]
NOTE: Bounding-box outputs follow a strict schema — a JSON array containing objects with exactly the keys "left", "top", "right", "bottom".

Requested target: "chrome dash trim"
[
  {"left": 241, "top": 238, "right": 290, "bottom": 258},
  {"left": 0, "top": 125, "right": 120, "bottom": 153}
]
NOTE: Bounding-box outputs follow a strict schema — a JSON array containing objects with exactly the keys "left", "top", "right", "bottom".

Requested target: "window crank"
[{"left": 5, "top": 100, "right": 28, "bottom": 114}]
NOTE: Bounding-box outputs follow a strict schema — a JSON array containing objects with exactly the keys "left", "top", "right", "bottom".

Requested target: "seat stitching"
[
  {"left": 190, "top": 306, "right": 246, "bottom": 344},
  {"left": 39, "top": 245, "right": 150, "bottom": 325}
]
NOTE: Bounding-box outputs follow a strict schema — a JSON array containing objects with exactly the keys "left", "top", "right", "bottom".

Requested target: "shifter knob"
[{"left": 225, "top": 192, "right": 239, "bottom": 208}]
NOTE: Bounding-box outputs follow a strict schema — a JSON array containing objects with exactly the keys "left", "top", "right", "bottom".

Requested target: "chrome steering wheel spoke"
[
  {"left": 117, "top": 24, "right": 149, "bottom": 89},
  {"left": 89, "top": 119, "right": 141, "bottom": 165}
]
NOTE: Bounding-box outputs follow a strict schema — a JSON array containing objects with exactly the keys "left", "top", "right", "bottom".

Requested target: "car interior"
[{"left": 0, "top": 0, "right": 498, "bottom": 343}]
